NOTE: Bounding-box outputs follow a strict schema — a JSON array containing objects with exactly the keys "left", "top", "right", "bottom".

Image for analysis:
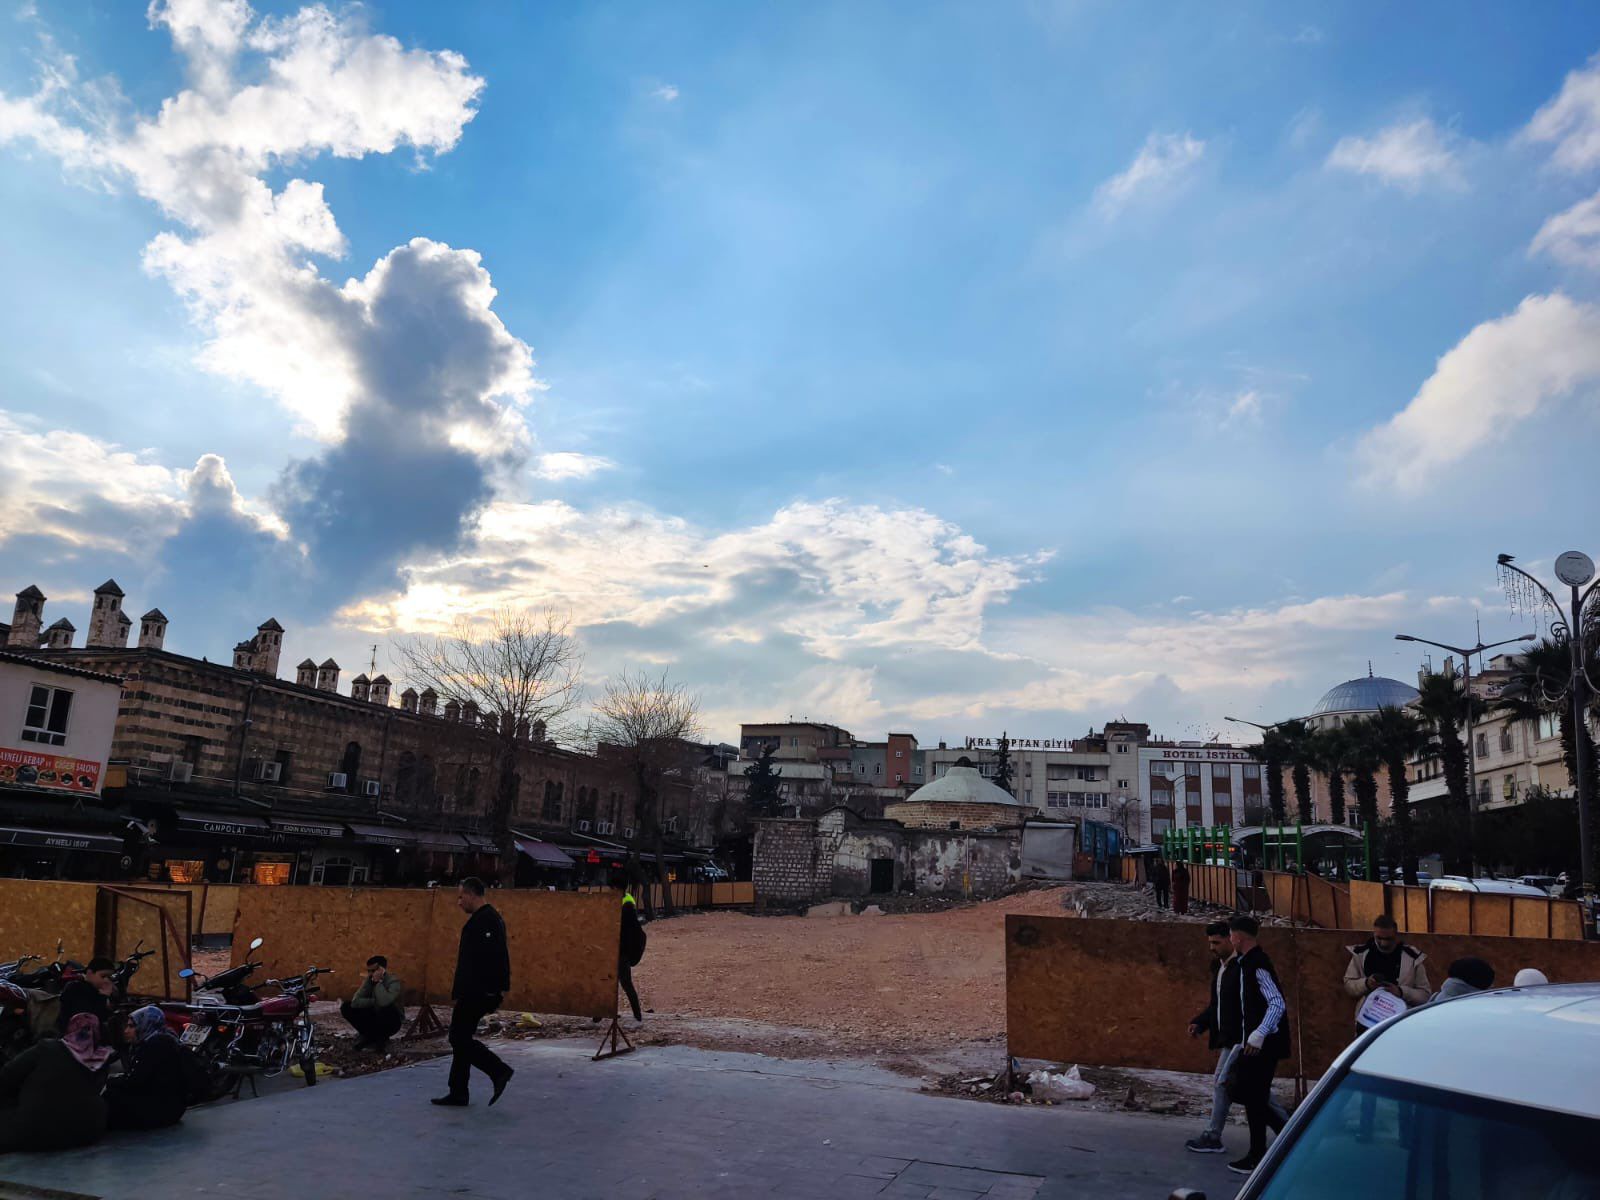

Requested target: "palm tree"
[
  {"left": 1278, "top": 719, "right": 1317, "bottom": 825},
  {"left": 1247, "top": 729, "right": 1289, "bottom": 825},
  {"left": 1342, "top": 715, "right": 1384, "bottom": 880},
  {"left": 1494, "top": 639, "right": 1598, "bottom": 801},
  {"left": 1368, "top": 705, "right": 1430, "bottom": 885},
  {"left": 1305, "top": 725, "right": 1349, "bottom": 827},
  {"left": 1413, "top": 669, "right": 1475, "bottom": 876}
]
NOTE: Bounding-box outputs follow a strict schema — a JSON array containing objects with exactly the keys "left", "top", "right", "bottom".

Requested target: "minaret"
[
  {"left": 86, "top": 579, "right": 126, "bottom": 648},
  {"left": 8, "top": 586, "right": 45, "bottom": 648},
  {"left": 138, "top": 610, "right": 168, "bottom": 650}
]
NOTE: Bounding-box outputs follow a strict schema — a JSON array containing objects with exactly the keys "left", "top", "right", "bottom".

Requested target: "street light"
[
  {"left": 1394, "top": 631, "right": 1536, "bottom": 877},
  {"left": 1493, "top": 551, "right": 1600, "bottom": 898}
]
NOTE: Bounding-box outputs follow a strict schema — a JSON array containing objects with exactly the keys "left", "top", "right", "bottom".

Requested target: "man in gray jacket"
[{"left": 341, "top": 955, "right": 404, "bottom": 1050}]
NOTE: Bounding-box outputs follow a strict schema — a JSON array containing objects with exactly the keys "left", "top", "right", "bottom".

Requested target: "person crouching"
[{"left": 341, "top": 955, "right": 405, "bottom": 1051}]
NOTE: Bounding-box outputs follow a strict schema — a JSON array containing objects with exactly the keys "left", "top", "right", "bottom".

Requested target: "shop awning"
[
  {"left": 176, "top": 810, "right": 271, "bottom": 838},
  {"left": 461, "top": 832, "right": 499, "bottom": 854},
  {"left": 269, "top": 817, "right": 346, "bottom": 839},
  {"left": 414, "top": 832, "right": 468, "bottom": 853},
  {"left": 345, "top": 822, "right": 415, "bottom": 848},
  {"left": 0, "top": 825, "right": 123, "bottom": 854},
  {"left": 515, "top": 837, "right": 574, "bottom": 869}
]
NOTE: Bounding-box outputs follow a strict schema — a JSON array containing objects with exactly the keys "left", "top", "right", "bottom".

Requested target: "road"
[{"left": 0, "top": 1038, "right": 1243, "bottom": 1200}]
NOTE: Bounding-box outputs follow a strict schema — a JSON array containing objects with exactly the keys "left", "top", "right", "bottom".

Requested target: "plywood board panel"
[
  {"left": 1472, "top": 893, "right": 1513, "bottom": 938},
  {"left": 1404, "top": 886, "right": 1431, "bottom": 933},
  {"left": 1432, "top": 889, "right": 1471, "bottom": 934},
  {"left": 1510, "top": 898, "right": 1550, "bottom": 940},
  {"left": 1553, "top": 901, "right": 1584, "bottom": 941},
  {"left": 1349, "top": 881, "right": 1385, "bottom": 932},
  {"left": 0, "top": 880, "right": 99, "bottom": 963},
  {"left": 105, "top": 887, "right": 191, "bottom": 999}
]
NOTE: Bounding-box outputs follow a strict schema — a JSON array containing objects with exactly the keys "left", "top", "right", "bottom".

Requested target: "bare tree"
[
  {"left": 585, "top": 669, "right": 703, "bottom": 915},
  {"left": 395, "top": 608, "right": 583, "bottom": 885}
]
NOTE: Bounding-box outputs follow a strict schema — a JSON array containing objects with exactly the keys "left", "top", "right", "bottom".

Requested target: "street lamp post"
[
  {"left": 1393, "top": 631, "right": 1536, "bottom": 878},
  {"left": 1494, "top": 551, "right": 1600, "bottom": 899}
]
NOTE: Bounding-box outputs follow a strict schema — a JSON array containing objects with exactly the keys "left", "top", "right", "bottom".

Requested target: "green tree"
[
  {"left": 1368, "top": 705, "right": 1429, "bottom": 885},
  {"left": 743, "top": 743, "right": 784, "bottom": 816},
  {"left": 1247, "top": 728, "right": 1290, "bottom": 825},
  {"left": 992, "top": 732, "right": 1015, "bottom": 795},
  {"left": 1305, "top": 725, "right": 1350, "bottom": 827},
  {"left": 1342, "top": 715, "right": 1384, "bottom": 879},
  {"left": 1413, "top": 669, "right": 1475, "bottom": 875},
  {"left": 1278, "top": 719, "right": 1317, "bottom": 825}
]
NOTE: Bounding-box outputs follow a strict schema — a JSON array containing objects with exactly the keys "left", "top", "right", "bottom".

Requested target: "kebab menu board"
[{"left": 0, "top": 746, "right": 103, "bottom": 794}]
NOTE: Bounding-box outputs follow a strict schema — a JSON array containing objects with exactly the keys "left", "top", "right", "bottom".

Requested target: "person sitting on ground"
[
  {"left": 1513, "top": 967, "right": 1550, "bottom": 987},
  {"left": 105, "top": 1006, "right": 188, "bottom": 1132},
  {"left": 341, "top": 955, "right": 405, "bottom": 1051},
  {"left": 0, "top": 1012, "right": 111, "bottom": 1152},
  {"left": 1429, "top": 956, "right": 1495, "bottom": 1003},
  {"left": 1343, "top": 914, "right": 1431, "bottom": 1028},
  {"left": 56, "top": 957, "right": 117, "bottom": 1037}
]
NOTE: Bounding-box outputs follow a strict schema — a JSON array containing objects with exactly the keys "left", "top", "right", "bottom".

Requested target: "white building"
[
  {"left": 0, "top": 650, "right": 122, "bottom": 799},
  {"left": 1136, "top": 742, "right": 1265, "bottom": 842},
  {"left": 923, "top": 724, "right": 1146, "bottom": 829}
]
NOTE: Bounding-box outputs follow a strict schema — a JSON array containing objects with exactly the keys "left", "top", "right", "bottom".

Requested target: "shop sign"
[
  {"left": 273, "top": 820, "right": 344, "bottom": 839},
  {"left": 0, "top": 746, "right": 102, "bottom": 795}
]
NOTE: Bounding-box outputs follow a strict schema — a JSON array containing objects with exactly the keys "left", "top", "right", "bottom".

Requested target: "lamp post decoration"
[{"left": 1495, "top": 551, "right": 1600, "bottom": 899}]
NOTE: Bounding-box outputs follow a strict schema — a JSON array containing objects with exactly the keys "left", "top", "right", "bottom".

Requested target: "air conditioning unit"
[
  {"left": 167, "top": 762, "right": 193, "bottom": 783},
  {"left": 596, "top": 821, "right": 613, "bottom": 835},
  {"left": 577, "top": 820, "right": 591, "bottom": 833},
  {"left": 623, "top": 826, "right": 635, "bottom": 839},
  {"left": 362, "top": 779, "right": 381, "bottom": 798},
  {"left": 665, "top": 817, "right": 678, "bottom": 833},
  {"left": 256, "top": 761, "right": 282, "bottom": 783},
  {"left": 327, "top": 772, "right": 348, "bottom": 790}
]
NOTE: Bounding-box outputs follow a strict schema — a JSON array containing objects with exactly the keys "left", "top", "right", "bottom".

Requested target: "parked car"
[
  {"left": 1169, "top": 984, "right": 1600, "bottom": 1199},
  {"left": 1429, "top": 876, "right": 1551, "bottom": 898},
  {"left": 1518, "top": 874, "right": 1561, "bottom": 896},
  {"left": 691, "top": 863, "right": 730, "bottom": 883}
]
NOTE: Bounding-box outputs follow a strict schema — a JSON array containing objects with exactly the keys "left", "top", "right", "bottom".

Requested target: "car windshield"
[{"left": 1255, "top": 1073, "right": 1600, "bottom": 1200}]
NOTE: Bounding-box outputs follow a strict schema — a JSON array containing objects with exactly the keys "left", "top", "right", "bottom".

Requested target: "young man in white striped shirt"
[{"left": 1227, "top": 914, "right": 1289, "bottom": 1175}]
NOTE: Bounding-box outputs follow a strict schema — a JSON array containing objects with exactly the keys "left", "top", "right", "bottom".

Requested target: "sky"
[{"left": 2, "top": 0, "right": 1599, "bottom": 747}]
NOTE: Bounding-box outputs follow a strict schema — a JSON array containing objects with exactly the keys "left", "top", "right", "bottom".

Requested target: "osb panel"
[
  {"left": 1511, "top": 898, "right": 1551, "bottom": 939},
  {"left": 1432, "top": 890, "right": 1471, "bottom": 934},
  {"left": 1553, "top": 901, "right": 1584, "bottom": 941},
  {"left": 191, "top": 884, "right": 240, "bottom": 935},
  {"left": 1349, "top": 881, "right": 1386, "bottom": 932},
  {"left": 106, "top": 887, "right": 191, "bottom": 999},
  {"left": 0, "top": 880, "right": 99, "bottom": 963},
  {"left": 1007, "top": 917, "right": 1600, "bottom": 1079},
  {"left": 1404, "top": 886, "right": 1431, "bottom": 933},
  {"left": 424, "top": 889, "right": 618, "bottom": 1019},
  {"left": 1473, "top": 893, "right": 1513, "bottom": 938},
  {"left": 1305, "top": 876, "right": 1339, "bottom": 929},
  {"left": 1268, "top": 873, "right": 1295, "bottom": 919},
  {"left": 233, "top": 887, "right": 436, "bottom": 1005}
]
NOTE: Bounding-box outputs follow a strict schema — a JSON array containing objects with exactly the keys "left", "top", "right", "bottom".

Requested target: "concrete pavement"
[{"left": 0, "top": 1039, "right": 1242, "bottom": 1199}]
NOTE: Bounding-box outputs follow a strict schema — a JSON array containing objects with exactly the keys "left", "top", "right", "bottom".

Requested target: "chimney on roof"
[
  {"left": 400, "top": 687, "right": 418, "bottom": 713},
  {"left": 442, "top": 699, "right": 461, "bottom": 722},
  {"left": 418, "top": 688, "right": 437, "bottom": 717},
  {"left": 138, "top": 609, "right": 168, "bottom": 650},
  {"left": 44, "top": 618, "right": 75, "bottom": 650},
  {"left": 8, "top": 586, "right": 45, "bottom": 648},
  {"left": 369, "top": 675, "right": 392, "bottom": 707},
  {"left": 232, "top": 639, "right": 256, "bottom": 671},
  {"left": 253, "top": 619, "right": 283, "bottom": 677},
  {"left": 351, "top": 673, "right": 371, "bottom": 703},
  {"left": 315, "top": 658, "right": 340, "bottom": 693},
  {"left": 296, "top": 658, "right": 317, "bottom": 688},
  {"left": 86, "top": 579, "right": 126, "bottom": 648}
]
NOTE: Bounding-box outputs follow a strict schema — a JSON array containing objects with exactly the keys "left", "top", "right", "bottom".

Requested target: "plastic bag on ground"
[{"left": 1025, "top": 1064, "right": 1095, "bottom": 1101}]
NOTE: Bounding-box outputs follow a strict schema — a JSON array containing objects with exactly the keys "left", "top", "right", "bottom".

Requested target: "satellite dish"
[{"left": 1554, "top": 551, "right": 1595, "bottom": 588}]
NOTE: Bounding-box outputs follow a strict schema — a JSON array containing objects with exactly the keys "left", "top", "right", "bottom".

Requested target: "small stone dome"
[{"left": 910, "top": 761, "right": 1027, "bottom": 807}]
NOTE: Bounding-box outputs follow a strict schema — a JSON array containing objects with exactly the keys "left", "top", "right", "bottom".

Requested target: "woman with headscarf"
[
  {"left": 0, "top": 1012, "right": 111, "bottom": 1152},
  {"left": 105, "top": 1006, "right": 189, "bottom": 1132}
]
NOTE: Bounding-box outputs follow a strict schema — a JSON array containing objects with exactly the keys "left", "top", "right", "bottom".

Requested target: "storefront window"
[
  {"left": 251, "top": 860, "right": 293, "bottom": 885},
  {"left": 164, "top": 860, "right": 206, "bottom": 883}
]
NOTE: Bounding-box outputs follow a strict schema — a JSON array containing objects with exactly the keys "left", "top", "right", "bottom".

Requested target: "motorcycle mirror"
[
  {"left": 178, "top": 968, "right": 195, "bottom": 979},
  {"left": 249, "top": 937, "right": 264, "bottom": 951}
]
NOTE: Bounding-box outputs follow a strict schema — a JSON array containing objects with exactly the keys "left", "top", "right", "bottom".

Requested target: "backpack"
[{"left": 621, "top": 909, "right": 647, "bottom": 967}]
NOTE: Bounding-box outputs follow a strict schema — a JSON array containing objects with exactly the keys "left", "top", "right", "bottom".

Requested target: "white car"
[
  {"left": 1170, "top": 984, "right": 1600, "bottom": 1199},
  {"left": 1428, "top": 875, "right": 1552, "bottom": 898}
]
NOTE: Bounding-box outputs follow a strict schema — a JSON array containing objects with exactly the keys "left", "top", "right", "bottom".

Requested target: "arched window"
[
  {"left": 541, "top": 779, "right": 561, "bottom": 822},
  {"left": 341, "top": 742, "right": 361, "bottom": 792},
  {"left": 395, "top": 751, "right": 416, "bottom": 806}
]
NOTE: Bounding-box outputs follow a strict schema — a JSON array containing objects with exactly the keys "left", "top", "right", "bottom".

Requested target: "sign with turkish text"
[
  {"left": 964, "top": 737, "right": 1077, "bottom": 750},
  {"left": 0, "top": 746, "right": 103, "bottom": 794},
  {"left": 1356, "top": 987, "right": 1408, "bottom": 1028}
]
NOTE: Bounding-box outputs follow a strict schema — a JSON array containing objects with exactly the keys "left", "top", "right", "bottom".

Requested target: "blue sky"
[{"left": 3, "top": 1, "right": 1599, "bottom": 744}]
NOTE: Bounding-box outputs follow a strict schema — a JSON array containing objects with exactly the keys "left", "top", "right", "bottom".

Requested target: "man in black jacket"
[
  {"left": 432, "top": 878, "right": 513, "bottom": 1108},
  {"left": 56, "top": 958, "right": 116, "bottom": 1036},
  {"left": 1227, "top": 914, "right": 1290, "bottom": 1176}
]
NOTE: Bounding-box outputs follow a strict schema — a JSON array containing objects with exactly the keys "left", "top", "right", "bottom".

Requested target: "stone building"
[{"left": 883, "top": 760, "right": 1031, "bottom": 830}]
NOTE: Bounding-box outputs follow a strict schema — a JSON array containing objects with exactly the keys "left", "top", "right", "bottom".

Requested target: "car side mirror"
[
  {"left": 249, "top": 937, "right": 264, "bottom": 952},
  {"left": 178, "top": 968, "right": 195, "bottom": 979}
]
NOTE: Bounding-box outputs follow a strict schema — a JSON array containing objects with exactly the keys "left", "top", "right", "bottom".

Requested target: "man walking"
[
  {"left": 432, "top": 878, "right": 513, "bottom": 1108},
  {"left": 1150, "top": 857, "right": 1171, "bottom": 910},
  {"left": 1343, "top": 914, "right": 1430, "bottom": 1031},
  {"left": 619, "top": 889, "right": 647, "bottom": 1024},
  {"left": 1227, "top": 915, "right": 1289, "bottom": 1176},
  {"left": 340, "top": 955, "right": 404, "bottom": 1051}
]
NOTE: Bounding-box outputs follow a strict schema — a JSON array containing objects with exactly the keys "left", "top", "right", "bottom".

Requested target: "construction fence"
[
  {"left": 578, "top": 881, "right": 756, "bottom": 910},
  {"left": 1117, "top": 857, "right": 1585, "bottom": 940},
  {"left": 0, "top": 879, "right": 192, "bottom": 999}
]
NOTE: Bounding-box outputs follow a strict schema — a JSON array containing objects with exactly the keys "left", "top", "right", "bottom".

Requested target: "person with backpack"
[{"left": 619, "top": 890, "right": 647, "bottom": 1023}]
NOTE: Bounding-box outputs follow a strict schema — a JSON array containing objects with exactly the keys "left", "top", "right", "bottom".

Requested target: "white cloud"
[
  {"left": 1524, "top": 50, "right": 1600, "bottom": 172},
  {"left": 1357, "top": 292, "right": 1600, "bottom": 492},
  {"left": 1093, "top": 131, "right": 1205, "bottom": 217},
  {"left": 1325, "top": 117, "right": 1463, "bottom": 191},
  {"left": 1293, "top": 25, "right": 1324, "bottom": 46},
  {"left": 651, "top": 84, "right": 679, "bottom": 103},
  {"left": 1223, "top": 389, "right": 1263, "bottom": 426},
  {"left": 531, "top": 452, "right": 617, "bottom": 481},
  {"left": 1529, "top": 189, "right": 1600, "bottom": 269}
]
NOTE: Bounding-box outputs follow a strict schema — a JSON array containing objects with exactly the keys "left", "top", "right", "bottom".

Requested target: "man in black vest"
[
  {"left": 432, "top": 878, "right": 513, "bottom": 1108},
  {"left": 1227, "top": 914, "right": 1289, "bottom": 1176},
  {"left": 1184, "top": 922, "right": 1240, "bottom": 1154}
]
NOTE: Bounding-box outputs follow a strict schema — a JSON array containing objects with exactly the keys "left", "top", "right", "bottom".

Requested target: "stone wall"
[
  {"left": 883, "top": 799, "right": 1027, "bottom": 831},
  {"left": 909, "top": 830, "right": 1020, "bottom": 896},
  {"left": 752, "top": 818, "right": 825, "bottom": 903}
]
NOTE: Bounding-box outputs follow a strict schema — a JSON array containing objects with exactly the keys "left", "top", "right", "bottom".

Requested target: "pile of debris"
[{"left": 1061, "top": 881, "right": 1293, "bottom": 926}]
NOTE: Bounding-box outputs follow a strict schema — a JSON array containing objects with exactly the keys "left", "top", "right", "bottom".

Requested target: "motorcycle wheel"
[{"left": 301, "top": 1053, "right": 318, "bottom": 1086}]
